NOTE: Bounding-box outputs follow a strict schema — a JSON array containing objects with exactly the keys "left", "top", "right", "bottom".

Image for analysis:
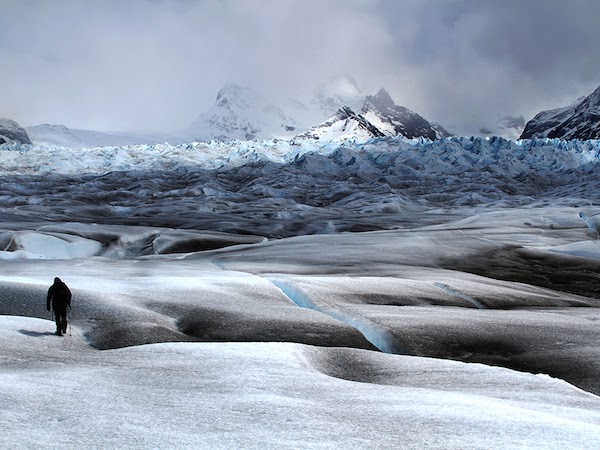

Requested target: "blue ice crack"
[
  {"left": 433, "top": 282, "right": 486, "bottom": 309},
  {"left": 270, "top": 279, "right": 408, "bottom": 354}
]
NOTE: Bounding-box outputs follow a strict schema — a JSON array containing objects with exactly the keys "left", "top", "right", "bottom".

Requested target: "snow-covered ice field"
[{"left": 1, "top": 137, "right": 600, "bottom": 448}]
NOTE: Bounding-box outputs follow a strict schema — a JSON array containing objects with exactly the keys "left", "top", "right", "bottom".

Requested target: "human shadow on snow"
[{"left": 18, "top": 329, "right": 56, "bottom": 337}]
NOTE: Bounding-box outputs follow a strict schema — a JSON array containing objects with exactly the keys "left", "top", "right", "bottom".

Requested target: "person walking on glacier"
[{"left": 47, "top": 277, "right": 72, "bottom": 336}]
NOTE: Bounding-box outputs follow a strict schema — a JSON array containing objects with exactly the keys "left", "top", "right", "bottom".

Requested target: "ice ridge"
[{"left": 1, "top": 136, "right": 599, "bottom": 176}]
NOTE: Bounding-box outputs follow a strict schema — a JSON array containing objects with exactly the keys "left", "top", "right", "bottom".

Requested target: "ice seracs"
[
  {"left": 521, "top": 85, "right": 600, "bottom": 140},
  {"left": 1, "top": 136, "right": 599, "bottom": 239}
]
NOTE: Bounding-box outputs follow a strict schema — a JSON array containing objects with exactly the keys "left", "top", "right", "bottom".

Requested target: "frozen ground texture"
[
  {"left": 1, "top": 136, "right": 600, "bottom": 448},
  {"left": 1, "top": 136, "right": 600, "bottom": 236}
]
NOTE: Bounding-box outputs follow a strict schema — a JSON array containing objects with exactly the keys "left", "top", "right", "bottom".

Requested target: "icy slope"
[
  {"left": 293, "top": 106, "right": 387, "bottom": 141},
  {"left": 2, "top": 316, "right": 600, "bottom": 449}
]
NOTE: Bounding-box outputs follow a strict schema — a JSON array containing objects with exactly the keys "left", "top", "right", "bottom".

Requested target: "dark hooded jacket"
[{"left": 47, "top": 277, "right": 72, "bottom": 313}]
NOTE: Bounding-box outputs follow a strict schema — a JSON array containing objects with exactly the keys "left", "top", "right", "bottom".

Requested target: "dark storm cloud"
[
  {"left": 0, "top": 0, "right": 392, "bottom": 131},
  {"left": 378, "top": 0, "right": 600, "bottom": 131},
  {"left": 1, "top": 0, "right": 598, "bottom": 132}
]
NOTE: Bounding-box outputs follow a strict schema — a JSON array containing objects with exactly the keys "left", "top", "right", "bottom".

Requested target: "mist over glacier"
[{"left": 2, "top": 136, "right": 600, "bottom": 448}]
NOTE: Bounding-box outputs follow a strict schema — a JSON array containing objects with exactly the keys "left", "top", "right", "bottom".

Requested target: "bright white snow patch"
[
  {"left": 1, "top": 315, "right": 600, "bottom": 449},
  {"left": 3, "top": 232, "right": 102, "bottom": 259}
]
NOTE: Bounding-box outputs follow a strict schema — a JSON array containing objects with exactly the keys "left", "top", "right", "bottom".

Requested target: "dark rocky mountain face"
[
  {"left": 293, "top": 105, "right": 386, "bottom": 141},
  {"left": 189, "top": 81, "right": 445, "bottom": 143},
  {"left": 0, "top": 119, "right": 33, "bottom": 145},
  {"left": 521, "top": 86, "right": 600, "bottom": 140},
  {"left": 337, "top": 106, "right": 387, "bottom": 138},
  {"left": 361, "top": 88, "right": 437, "bottom": 140},
  {"left": 520, "top": 100, "right": 583, "bottom": 139},
  {"left": 430, "top": 122, "right": 453, "bottom": 139},
  {"left": 295, "top": 88, "right": 441, "bottom": 142}
]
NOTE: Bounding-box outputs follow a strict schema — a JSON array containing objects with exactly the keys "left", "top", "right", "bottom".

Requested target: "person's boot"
[{"left": 55, "top": 330, "right": 62, "bottom": 336}]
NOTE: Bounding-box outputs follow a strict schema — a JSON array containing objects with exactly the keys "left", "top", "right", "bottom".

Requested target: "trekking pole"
[{"left": 68, "top": 306, "right": 72, "bottom": 337}]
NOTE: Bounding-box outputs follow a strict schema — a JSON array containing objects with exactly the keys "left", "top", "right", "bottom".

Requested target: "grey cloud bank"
[{"left": 1, "top": 0, "right": 598, "bottom": 133}]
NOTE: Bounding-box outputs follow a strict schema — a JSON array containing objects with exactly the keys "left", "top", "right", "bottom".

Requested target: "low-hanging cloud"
[
  {"left": 1, "top": 0, "right": 598, "bottom": 132},
  {"left": 377, "top": 0, "right": 600, "bottom": 131}
]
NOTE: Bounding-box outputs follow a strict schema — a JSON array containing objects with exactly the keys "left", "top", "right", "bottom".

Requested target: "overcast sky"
[{"left": 2, "top": 0, "right": 599, "bottom": 132}]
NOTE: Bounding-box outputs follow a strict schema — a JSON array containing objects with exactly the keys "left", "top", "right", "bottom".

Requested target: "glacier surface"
[{"left": 1, "top": 136, "right": 600, "bottom": 448}]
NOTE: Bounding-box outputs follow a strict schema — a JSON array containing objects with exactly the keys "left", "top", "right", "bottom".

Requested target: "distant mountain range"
[
  {"left": 4, "top": 76, "right": 600, "bottom": 147},
  {"left": 520, "top": 86, "right": 600, "bottom": 140},
  {"left": 294, "top": 88, "right": 449, "bottom": 142},
  {"left": 188, "top": 76, "right": 450, "bottom": 143}
]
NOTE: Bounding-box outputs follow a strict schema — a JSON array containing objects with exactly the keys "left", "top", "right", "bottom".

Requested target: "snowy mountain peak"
[
  {"left": 367, "top": 88, "right": 396, "bottom": 110},
  {"left": 291, "top": 85, "right": 444, "bottom": 143},
  {"left": 184, "top": 77, "right": 452, "bottom": 143},
  {"left": 188, "top": 84, "right": 297, "bottom": 142},
  {"left": 215, "top": 83, "right": 262, "bottom": 110},
  {"left": 521, "top": 85, "right": 600, "bottom": 140},
  {"left": 361, "top": 89, "right": 437, "bottom": 140},
  {"left": 578, "top": 85, "right": 600, "bottom": 111},
  {"left": 323, "top": 74, "right": 362, "bottom": 97},
  {"left": 293, "top": 105, "right": 386, "bottom": 142},
  {"left": 312, "top": 74, "right": 365, "bottom": 118}
]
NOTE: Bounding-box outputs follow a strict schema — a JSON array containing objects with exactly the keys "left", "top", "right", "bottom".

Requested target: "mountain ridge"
[
  {"left": 188, "top": 77, "right": 445, "bottom": 143},
  {"left": 521, "top": 86, "right": 600, "bottom": 140}
]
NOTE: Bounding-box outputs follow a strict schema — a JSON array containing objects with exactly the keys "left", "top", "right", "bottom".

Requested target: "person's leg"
[
  {"left": 54, "top": 313, "right": 62, "bottom": 335},
  {"left": 61, "top": 312, "right": 68, "bottom": 333}
]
